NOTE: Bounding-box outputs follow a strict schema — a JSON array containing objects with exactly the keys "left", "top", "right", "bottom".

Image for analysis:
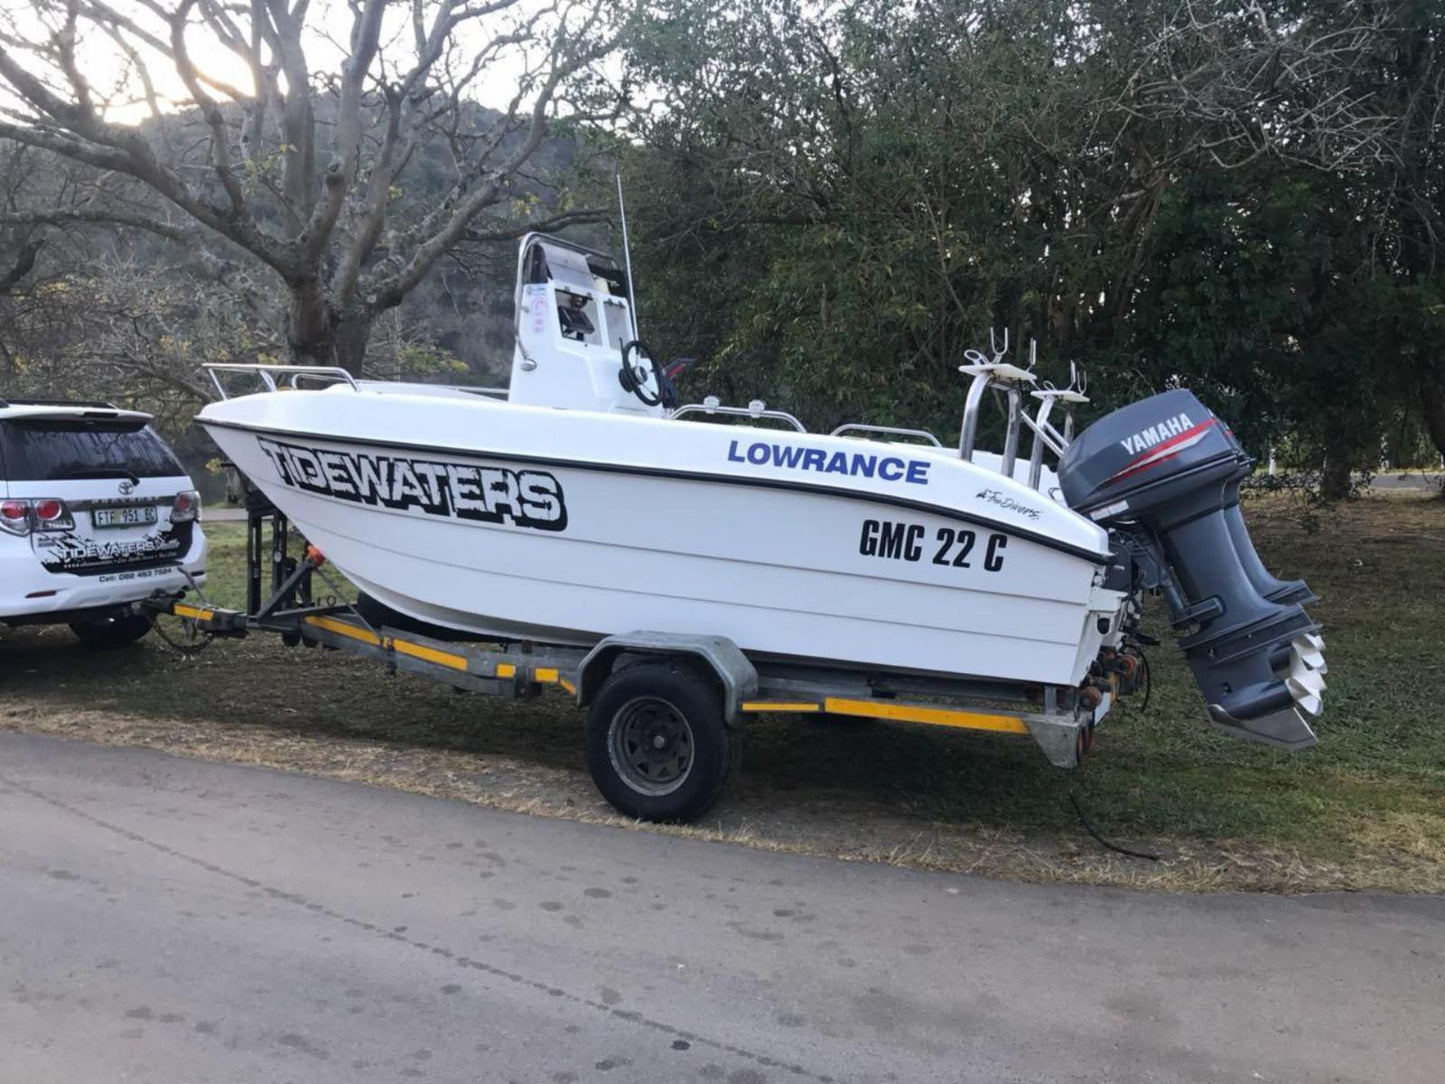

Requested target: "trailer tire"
[
  {"left": 586, "top": 660, "right": 735, "bottom": 823},
  {"left": 70, "top": 613, "right": 152, "bottom": 650}
]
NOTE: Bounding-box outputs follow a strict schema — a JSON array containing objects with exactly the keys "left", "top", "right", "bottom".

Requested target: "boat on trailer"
[{"left": 193, "top": 232, "right": 1328, "bottom": 818}]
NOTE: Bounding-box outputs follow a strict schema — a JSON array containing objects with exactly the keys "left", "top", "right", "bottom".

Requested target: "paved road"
[{"left": 2, "top": 734, "right": 1440, "bottom": 1084}]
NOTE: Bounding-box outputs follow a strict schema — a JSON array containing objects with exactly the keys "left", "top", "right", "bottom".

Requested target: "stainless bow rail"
[
  {"left": 205, "top": 364, "right": 510, "bottom": 404},
  {"left": 670, "top": 396, "right": 808, "bottom": 432},
  {"left": 830, "top": 423, "right": 943, "bottom": 447},
  {"left": 205, "top": 363, "right": 358, "bottom": 400}
]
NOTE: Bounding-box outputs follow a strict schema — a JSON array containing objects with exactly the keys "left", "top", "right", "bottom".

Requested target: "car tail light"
[
  {"left": 1, "top": 497, "right": 76, "bottom": 533},
  {"left": 30, "top": 497, "right": 74, "bottom": 531},
  {"left": 0, "top": 499, "right": 30, "bottom": 536},
  {"left": 171, "top": 489, "right": 200, "bottom": 523}
]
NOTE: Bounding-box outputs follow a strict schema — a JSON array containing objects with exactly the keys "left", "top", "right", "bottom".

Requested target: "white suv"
[{"left": 1, "top": 399, "right": 207, "bottom": 647}]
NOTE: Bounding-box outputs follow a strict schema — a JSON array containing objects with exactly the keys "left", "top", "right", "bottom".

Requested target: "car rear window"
[{"left": 0, "top": 418, "right": 185, "bottom": 482}]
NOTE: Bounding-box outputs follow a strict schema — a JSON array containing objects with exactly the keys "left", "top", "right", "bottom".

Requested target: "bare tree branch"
[{"left": 0, "top": 0, "right": 629, "bottom": 373}]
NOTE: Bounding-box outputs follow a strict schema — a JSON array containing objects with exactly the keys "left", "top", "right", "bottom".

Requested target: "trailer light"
[
  {"left": 171, "top": 490, "right": 200, "bottom": 523},
  {"left": 0, "top": 499, "right": 31, "bottom": 535}
]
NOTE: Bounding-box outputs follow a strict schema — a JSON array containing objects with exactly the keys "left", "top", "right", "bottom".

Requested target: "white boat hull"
[{"left": 201, "top": 387, "right": 1120, "bottom": 686}]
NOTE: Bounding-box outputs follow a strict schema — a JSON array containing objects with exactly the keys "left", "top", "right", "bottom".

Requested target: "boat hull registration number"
[{"left": 860, "top": 518, "right": 1008, "bottom": 571}]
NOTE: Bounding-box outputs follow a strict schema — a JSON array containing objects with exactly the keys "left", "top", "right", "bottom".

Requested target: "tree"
[
  {"left": 0, "top": 0, "right": 628, "bottom": 374},
  {"left": 1375, "top": 1, "right": 1445, "bottom": 476},
  {"left": 1126, "top": 167, "right": 1410, "bottom": 496},
  {"left": 616, "top": 0, "right": 1443, "bottom": 492}
]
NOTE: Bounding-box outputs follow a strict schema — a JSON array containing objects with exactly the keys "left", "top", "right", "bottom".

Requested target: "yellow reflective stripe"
[
  {"left": 535, "top": 667, "right": 560, "bottom": 684},
  {"left": 302, "top": 616, "right": 468, "bottom": 672},
  {"left": 497, "top": 663, "right": 517, "bottom": 679},
  {"left": 822, "top": 698, "right": 1029, "bottom": 734},
  {"left": 740, "top": 701, "right": 822, "bottom": 713},
  {"left": 305, "top": 615, "right": 380, "bottom": 646},
  {"left": 559, "top": 678, "right": 577, "bottom": 695},
  {"left": 391, "top": 638, "right": 469, "bottom": 672},
  {"left": 173, "top": 603, "right": 215, "bottom": 621}
]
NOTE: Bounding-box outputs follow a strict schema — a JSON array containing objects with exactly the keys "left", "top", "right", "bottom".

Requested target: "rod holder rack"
[{"left": 956, "top": 338, "right": 1088, "bottom": 491}]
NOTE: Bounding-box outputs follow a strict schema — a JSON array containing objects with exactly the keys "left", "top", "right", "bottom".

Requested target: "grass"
[{"left": 2, "top": 492, "right": 1442, "bottom": 893}]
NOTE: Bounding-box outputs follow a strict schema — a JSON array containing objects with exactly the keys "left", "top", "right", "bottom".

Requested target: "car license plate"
[{"left": 92, "top": 505, "right": 158, "bottom": 529}]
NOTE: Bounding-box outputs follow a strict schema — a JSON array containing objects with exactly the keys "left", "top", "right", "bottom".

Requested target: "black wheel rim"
[{"left": 608, "top": 696, "right": 694, "bottom": 796}]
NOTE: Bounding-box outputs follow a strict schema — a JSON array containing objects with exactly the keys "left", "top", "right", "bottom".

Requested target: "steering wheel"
[{"left": 618, "top": 340, "right": 662, "bottom": 407}]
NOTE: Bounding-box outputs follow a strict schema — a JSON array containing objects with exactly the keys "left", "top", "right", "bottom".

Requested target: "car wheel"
[{"left": 70, "top": 613, "right": 153, "bottom": 650}]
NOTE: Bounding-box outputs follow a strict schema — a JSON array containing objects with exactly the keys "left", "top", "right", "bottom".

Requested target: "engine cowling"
[{"left": 1059, "top": 389, "right": 1324, "bottom": 749}]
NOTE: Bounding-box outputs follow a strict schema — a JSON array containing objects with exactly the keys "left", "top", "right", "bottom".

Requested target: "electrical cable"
[
  {"left": 149, "top": 612, "right": 214, "bottom": 655},
  {"left": 1069, "top": 792, "right": 1160, "bottom": 862}
]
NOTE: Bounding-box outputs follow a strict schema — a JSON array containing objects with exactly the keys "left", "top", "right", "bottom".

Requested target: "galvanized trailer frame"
[{"left": 145, "top": 499, "right": 1114, "bottom": 821}]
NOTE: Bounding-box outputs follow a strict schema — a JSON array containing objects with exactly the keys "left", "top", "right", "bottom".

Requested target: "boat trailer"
[{"left": 145, "top": 498, "right": 1124, "bottom": 822}]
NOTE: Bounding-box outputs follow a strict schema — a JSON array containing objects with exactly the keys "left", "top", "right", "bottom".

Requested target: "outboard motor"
[{"left": 1058, "top": 389, "right": 1325, "bottom": 749}]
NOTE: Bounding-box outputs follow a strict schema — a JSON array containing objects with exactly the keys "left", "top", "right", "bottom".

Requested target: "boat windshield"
[
  {"left": 524, "top": 240, "right": 633, "bottom": 354},
  {"left": 526, "top": 241, "right": 628, "bottom": 298}
]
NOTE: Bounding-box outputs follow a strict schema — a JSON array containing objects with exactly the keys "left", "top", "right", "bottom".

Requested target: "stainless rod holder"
[{"left": 1028, "top": 396, "right": 1056, "bottom": 490}]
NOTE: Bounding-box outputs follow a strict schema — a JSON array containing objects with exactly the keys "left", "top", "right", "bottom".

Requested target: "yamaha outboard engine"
[{"left": 1058, "top": 389, "right": 1325, "bottom": 749}]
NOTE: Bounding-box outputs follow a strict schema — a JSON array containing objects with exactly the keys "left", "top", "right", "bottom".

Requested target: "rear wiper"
[{"left": 60, "top": 467, "right": 141, "bottom": 485}]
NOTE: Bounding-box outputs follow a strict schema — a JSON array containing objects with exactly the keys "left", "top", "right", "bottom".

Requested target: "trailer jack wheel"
[{"left": 586, "top": 661, "right": 735, "bottom": 822}]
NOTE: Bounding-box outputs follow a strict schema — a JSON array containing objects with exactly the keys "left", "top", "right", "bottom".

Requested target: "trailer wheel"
[{"left": 586, "top": 661, "right": 735, "bottom": 822}]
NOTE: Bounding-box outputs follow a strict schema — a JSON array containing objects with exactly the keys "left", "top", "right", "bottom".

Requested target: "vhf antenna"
[{"left": 616, "top": 173, "right": 641, "bottom": 341}]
